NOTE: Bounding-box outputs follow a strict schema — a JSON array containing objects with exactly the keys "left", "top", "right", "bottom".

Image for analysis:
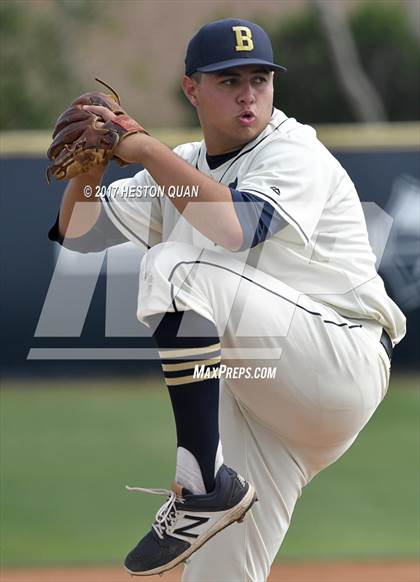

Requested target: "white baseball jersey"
[
  {"left": 103, "top": 108, "right": 405, "bottom": 344},
  {"left": 97, "top": 108, "right": 406, "bottom": 581}
]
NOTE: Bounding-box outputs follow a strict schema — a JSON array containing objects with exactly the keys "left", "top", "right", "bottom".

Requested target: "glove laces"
[{"left": 126, "top": 486, "right": 184, "bottom": 540}]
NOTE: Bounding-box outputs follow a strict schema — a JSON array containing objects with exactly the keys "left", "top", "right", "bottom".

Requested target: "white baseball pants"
[{"left": 137, "top": 242, "right": 390, "bottom": 582}]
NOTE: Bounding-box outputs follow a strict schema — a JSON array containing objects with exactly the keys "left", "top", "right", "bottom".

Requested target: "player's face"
[{"left": 183, "top": 66, "right": 274, "bottom": 154}]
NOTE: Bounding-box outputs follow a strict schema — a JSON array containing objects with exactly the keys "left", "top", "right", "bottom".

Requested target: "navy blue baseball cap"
[{"left": 185, "top": 18, "right": 286, "bottom": 76}]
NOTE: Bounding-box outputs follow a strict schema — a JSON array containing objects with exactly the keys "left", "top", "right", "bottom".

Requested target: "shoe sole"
[{"left": 124, "top": 484, "right": 257, "bottom": 576}]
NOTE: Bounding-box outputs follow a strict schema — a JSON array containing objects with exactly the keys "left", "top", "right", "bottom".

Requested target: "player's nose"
[{"left": 236, "top": 83, "right": 256, "bottom": 105}]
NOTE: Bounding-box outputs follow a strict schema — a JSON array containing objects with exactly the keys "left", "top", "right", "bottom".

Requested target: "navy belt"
[{"left": 380, "top": 330, "right": 393, "bottom": 361}]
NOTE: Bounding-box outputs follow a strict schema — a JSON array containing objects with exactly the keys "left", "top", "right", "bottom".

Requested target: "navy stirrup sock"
[{"left": 148, "top": 310, "right": 222, "bottom": 494}]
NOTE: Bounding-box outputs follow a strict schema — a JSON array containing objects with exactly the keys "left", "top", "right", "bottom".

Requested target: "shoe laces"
[{"left": 126, "top": 486, "right": 184, "bottom": 540}]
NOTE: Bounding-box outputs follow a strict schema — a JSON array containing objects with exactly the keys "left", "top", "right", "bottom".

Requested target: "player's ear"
[{"left": 182, "top": 75, "right": 199, "bottom": 108}]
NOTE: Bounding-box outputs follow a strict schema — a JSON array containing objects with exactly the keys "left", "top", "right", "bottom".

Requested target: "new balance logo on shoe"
[
  {"left": 173, "top": 514, "right": 210, "bottom": 539},
  {"left": 237, "top": 473, "right": 246, "bottom": 487}
]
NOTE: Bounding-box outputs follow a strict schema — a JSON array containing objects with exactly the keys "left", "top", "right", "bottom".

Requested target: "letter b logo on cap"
[{"left": 232, "top": 26, "right": 254, "bottom": 52}]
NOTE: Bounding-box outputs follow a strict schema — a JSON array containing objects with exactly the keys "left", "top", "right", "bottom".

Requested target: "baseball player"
[{"left": 48, "top": 18, "right": 406, "bottom": 581}]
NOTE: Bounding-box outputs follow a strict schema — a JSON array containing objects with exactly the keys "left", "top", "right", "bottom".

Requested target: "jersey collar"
[{"left": 198, "top": 109, "right": 288, "bottom": 173}]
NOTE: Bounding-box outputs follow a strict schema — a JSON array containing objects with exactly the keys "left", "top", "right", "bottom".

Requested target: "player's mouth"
[{"left": 238, "top": 111, "right": 256, "bottom": 126}]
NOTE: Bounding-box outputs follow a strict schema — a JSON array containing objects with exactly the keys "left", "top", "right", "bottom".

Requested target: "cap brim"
[{"left": 197, "top": 58, "right": 287, "bottom": 73}]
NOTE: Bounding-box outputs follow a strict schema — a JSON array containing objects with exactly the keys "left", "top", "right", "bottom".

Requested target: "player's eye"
[
  {"left": 253, "top": 76, "right": 268, "bottom": 85},
  {"left": 220, "top": 78, "right": 237, "bottom": 86}
]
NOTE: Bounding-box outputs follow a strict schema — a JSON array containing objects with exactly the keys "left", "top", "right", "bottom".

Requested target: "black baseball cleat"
[{"left": 124, "top": 464, "right": 257, "bottom": 576}]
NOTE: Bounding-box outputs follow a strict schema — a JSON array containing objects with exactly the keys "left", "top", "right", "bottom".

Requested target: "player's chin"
[{"left": 236, "top": 123, "right": 263, "bottom": 143}]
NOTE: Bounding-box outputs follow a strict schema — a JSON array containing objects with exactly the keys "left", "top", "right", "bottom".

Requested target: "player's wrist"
[{"left": 114, "top": 132, "right": 152, "bottom": 165}]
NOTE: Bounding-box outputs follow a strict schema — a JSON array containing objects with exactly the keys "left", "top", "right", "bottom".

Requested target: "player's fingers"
[
  {"left": 83, "top": 105, "right": 115, "bottom": 121},
  {"left": 53, "top": 107, "right": 92, "bottom": 138}
]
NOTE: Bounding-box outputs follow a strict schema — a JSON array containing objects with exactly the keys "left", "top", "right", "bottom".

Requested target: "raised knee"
[{"left": 141, "top": 242, "right": 201, "bottom": 280}]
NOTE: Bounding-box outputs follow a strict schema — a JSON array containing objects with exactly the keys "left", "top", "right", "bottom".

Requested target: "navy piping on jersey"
[
  {"left": 102, "top": 192, "right": 151, "bottom": 250},
  {"left": 218, "top": 119, "right": 289, "bottom": 182},
  {"left": 168, "top": 259, "right": 363, "bottom": 330},
  {"left": 243, "top": 187, "right": 310, "bottom": 244}
]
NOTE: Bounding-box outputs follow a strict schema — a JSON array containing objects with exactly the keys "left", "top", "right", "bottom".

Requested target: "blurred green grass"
[{"left": 0, "top": 374, "right": 419, "bottom": 567}]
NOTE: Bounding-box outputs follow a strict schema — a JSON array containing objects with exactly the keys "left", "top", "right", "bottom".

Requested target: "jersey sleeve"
[
  {"left": 102, "top": 168, "right": 163, "bottom": 250},
  {"left": 237, "top": 131, "right": 335, "bottom": 245},
  {"left": 172, "top": 141, "right": 202, "bottom": 163}
]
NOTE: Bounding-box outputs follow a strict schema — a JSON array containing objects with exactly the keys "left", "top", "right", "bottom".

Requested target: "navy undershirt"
[
  {"left": 48, "top": 206, "right": 127, "bottom": 253},
  {"left": 206, "top": 149, "right": 241, "bottom": 169}
]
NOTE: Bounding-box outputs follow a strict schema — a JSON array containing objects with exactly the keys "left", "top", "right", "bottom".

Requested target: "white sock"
[
  {"left": 175, "top": 443, "right": 225, "bottom": 495},
  {"left": 214, "top": 440, "right": 224, "bottom": 476},
  {"left": 175, "top": 447, "right": 206, "bottom": 495}
]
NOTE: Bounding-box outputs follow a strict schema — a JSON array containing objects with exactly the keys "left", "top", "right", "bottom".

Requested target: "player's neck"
[{"left": 202, "top": 125, "right": 253, "bottom": 156}]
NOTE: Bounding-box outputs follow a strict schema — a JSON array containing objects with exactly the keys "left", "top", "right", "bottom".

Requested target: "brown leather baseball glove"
[{"left": 46, "top": 79, "right": 147, "bottom": 182}]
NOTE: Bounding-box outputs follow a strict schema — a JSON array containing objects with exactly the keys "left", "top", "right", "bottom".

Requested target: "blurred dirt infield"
[{"left": 2, "top": 561, "right": 419, "bottom": 582}]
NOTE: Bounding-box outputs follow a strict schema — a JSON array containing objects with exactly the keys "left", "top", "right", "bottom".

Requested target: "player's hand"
[{"left": 83, "top": 105, "right": 148, "bottom": 165}]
